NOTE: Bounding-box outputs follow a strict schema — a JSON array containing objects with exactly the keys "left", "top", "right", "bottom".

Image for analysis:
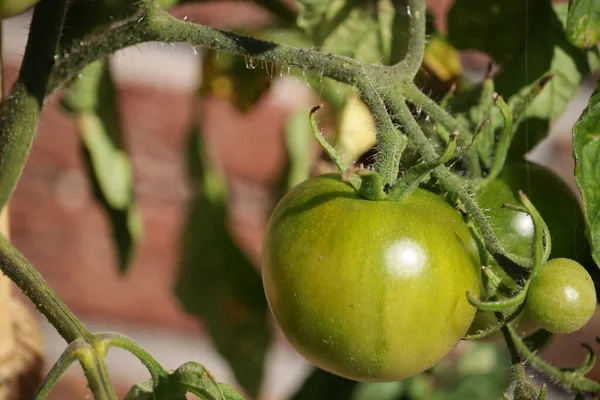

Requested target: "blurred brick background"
[{"left": 1, "top": 0, "right": 599, "bottom": 399}]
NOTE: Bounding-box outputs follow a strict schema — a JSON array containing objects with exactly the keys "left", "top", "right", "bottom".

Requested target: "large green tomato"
[
  {"left": 475, "top": 161, "right": 591, "bottom": 265},
  {"left": 0, "top": 0, "right": 40, "bottom": 19},
  {"left": 262, "top": 174, "right": 482, "bottom": 382},
  {"left": 526, "top": 258, "right": 596, "bottom": 334}
]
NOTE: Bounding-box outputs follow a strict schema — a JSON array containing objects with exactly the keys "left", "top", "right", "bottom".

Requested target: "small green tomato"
[{"left": 526, "top": 258, "right": 596, "bottom": 334}]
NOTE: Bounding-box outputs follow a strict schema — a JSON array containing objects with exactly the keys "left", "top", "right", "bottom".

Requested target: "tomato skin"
[
  {"left": 475, "top": 161, "right": 590, "bottom": 265},
  {"left": 262, "top": 174, "right": 482, "bottom": 382},
  {"left": 526, "top": 258, "right": 596, "bottom": 334},
  {"left": 0, "top": 0, "right": 40, "bottom": 19}
]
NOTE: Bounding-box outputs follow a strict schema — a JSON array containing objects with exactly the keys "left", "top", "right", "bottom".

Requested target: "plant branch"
[
  {"left": 33, "top": 339, "right": 87, "bottom": 399},
  {"left": 0, "top": 0, "right": 67, "bottom": 211},
  {"left": 395, "top": 0, "right": 426, "bottom": 77},
  {"left": 0, "top": 235, "right": 91, "bottom": 343},
  {"left": 402, "top": 82, "right": 473, "bottom": 139},
  {"left": 95, "top": 333, "right": 168, "bottom": 383}
]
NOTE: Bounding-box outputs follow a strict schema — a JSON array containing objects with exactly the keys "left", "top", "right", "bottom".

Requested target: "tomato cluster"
[{"left": 262, "top": 162, "right": 597, "bottom": 382}]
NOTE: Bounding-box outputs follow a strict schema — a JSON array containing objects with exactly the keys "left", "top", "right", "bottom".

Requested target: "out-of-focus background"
[{"left": 1, "top": 0, "right": 599, "bottom": 398}]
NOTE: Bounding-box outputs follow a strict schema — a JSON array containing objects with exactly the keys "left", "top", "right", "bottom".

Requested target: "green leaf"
[
  {"left": 61, "top": 58, "right": 142, "bottom": 272},
  {"left": 291, "top": 368, "right": 357, "bottom": 400},
  {"left": 566, "top": 0, "right": 600, "bottom": 48},
  {"left": 124, "top": 380, "right": 154, "bottom": 400},
  {"left": 169, "top": 362, "right": 229, "bottom": 399},
  {"left": 448, "top": 0, "right": 548, "bottom": 64},
  {"left": 496, "top": 3, "right": 600, "bottom": 155},
  {"left": 450, "top": 1, "right": 600, "bottom": 155},
  {"left": 573, "top": 77, "right": 600, "bottom": 278},
  {"left": 278, "top": 108, "right": 314, "bottom": 194},
  {"left": 124, "top": 362, "right": 238, "bottom": 400},
  {"left": 174, "top": 126, "right": 270, "bottom": 398},
  {"left": 295, "top": 0, "right": 409, "bottom": 64}
]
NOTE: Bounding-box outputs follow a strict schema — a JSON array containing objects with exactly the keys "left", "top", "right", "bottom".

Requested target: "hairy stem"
[
  {"left": 0, "top": 0, "right": 67, "bottom": 210},
  {"left": 0, "top": 235, "right": 91, "bottom": 343},
  {"left": 396, "top": 0, "right": 426, "bottom": 77}
]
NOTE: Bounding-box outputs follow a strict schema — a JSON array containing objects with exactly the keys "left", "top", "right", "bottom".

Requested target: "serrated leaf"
[
  {"left": 496, "top": 4, "right": 600, "bottom": 155},
  {"left": 291, "top": 368, "right": 357, "bottom": 400},
  {"left": 174, "top": 126, "right": 270, "bottom": 398},
  {"left": 573, "top": 76, "right": 600, "bottom": 279},
  {"left": 62, "top": 58, "right": 142, "bottom": 272},
  {"left": 566, "top": 0, "right": 600, "bottom": 48},
  {"left": 450, "top": 2, "right": 600, "bottom": 155}
]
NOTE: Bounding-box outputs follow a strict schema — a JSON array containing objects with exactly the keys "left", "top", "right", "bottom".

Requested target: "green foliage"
[
  {"left": 174, "top": 126, "right": 270, "bottom": 398},
  {"left": 574, "top": 77, "right": 600, "bottom": 278},
  {"left": 566, "top": 0, "right": 600, "bottom": 48},
  {"left": 124, "top": 362, "right": 245, "bottom": 399},
  {"left": 449, "top": 1, "right": 600, "bottom": 155},
  {"left": 61, "top": 58, "right": 143, "bottom": 272}
]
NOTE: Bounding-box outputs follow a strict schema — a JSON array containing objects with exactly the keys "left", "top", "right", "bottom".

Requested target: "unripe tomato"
[
  {"left": 262, "top": 174, "right": 482, "bottom": 382},
  {"left": 526, "top": 258, "right": 596, "bottom": 334},
  {"left": 0, "top": 0, "right": 40, "bottom": 19},
  {"left": 475, "top": 161, "right": 591, "bottom": 266}
]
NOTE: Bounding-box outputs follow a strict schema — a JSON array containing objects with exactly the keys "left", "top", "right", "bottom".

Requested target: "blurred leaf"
[
  {"left": 351, "top": 381, "right": 404, "bottom": 400},
  {"left": 333, "top": 92, "right": 377, "bottom": 165},
  {"left": 522, "top": 329, "right": 553, "bottom": 352},
  {"left": 448, "top": 0, "right": 548, "bottom": 64},
  {"left": 428, "top": 344, "right": 511, "bottom": 400},
  {"left": 450, "top": 1, "right": 600, "bottom": 155},
  {"left": 219, "top": 383, "right": 246, "bottom": 400},
  {"left": 200, "top": 44, "right": 272, "bottom": 113},
  {"left": 422, "top": 35, "right": 462, "bottom": 84},
  {"left": 291, "top": 368, "right": 357, "bottom": 400},
  {"left": 175, "top": 125, "right": 270, "bottom": 398},
  {"left": 296, "top": 0, "right": 409, "bottom": 64},
  {"left": 279, "top": 108, "right": 314, "bottom": 193},
  {"left": 496, "top": 3, "right": 600, "bottom": 155},
  {"left": 61, "top": 59, "right": 142, "bottom": 273},
  {"left": 573, "top": 76, "right": 600, "bottom": 278},
  {"left": 566, "top": 0, "right": 600, "bottom": 48}
]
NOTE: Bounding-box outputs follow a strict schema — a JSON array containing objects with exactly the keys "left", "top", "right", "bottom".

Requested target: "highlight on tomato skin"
[
  {"left": 261, "top": 173, "right": 483, "bottom": 382},
  {"left": 525, "top": 258, "right": 597, "bottom": 335}
]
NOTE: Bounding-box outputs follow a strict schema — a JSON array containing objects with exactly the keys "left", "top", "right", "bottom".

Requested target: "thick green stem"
[
  {"left": 0, "top": 235, "right": 91, "bottom": 343},
  {"left": 95, "top": 333, "right": 168, "bottom": 383},
  {"left": 0, "top": 0, "right": 67, "bottom": 211},
  {"left": 79, "top": 349, "right": 118, "bottom": 400},
  {"left": 395, "top": 0, "right": 426, "bottom": 77}
]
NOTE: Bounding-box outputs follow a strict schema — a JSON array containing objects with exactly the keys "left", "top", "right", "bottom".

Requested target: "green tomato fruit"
[
  {"left": 475, "top": 161, "right": 589, "bottom": 262},
  {"left": 262, "top": 174, "right": 482, "bottom": 382},
  {"left": 526, "top": 258, "right": 596, "bottom": 334},
  {"left": 0, "top": 0, "right": 40, "bottom": 19},
  {"left": 475, "top": 161, "right": 599, "bottom": 303}
]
